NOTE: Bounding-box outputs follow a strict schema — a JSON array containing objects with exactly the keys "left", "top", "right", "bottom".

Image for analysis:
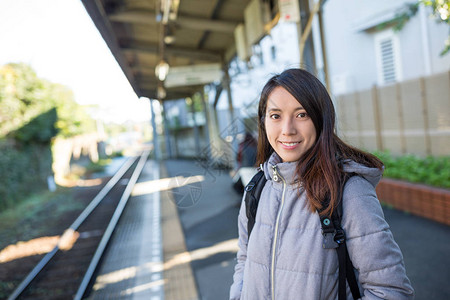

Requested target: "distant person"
[
  {"left": 230, "top": 69, "right": 414, "bottom": 299},
  {"left": 237, "top": 132, "right": 257, "bottom": 168}
]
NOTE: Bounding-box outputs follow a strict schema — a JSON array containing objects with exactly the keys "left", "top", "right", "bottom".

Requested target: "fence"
[
  {"left": 336, "top": 71, "right": 450, "bottom": 157},
  {"left": 52, "top": 133, "right": 101, "bottom": 184}
]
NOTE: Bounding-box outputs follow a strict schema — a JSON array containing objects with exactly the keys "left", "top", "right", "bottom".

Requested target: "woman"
[{"left": 230, "top": 69, "right": 414, "bottom": 299}]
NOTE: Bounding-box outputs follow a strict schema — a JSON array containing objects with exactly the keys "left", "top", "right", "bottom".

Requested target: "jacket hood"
[
  {"left": 341, "top": 159, "right": 384, "bottom": 187},
  {"left": 262, "top": 152, "right": 383, "bottom": 187}
]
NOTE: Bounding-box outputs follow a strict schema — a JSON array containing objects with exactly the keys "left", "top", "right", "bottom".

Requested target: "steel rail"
[
  {"left": 8, "top": 155, "right": 139, "bottom": 300},
  {"left": 74, "top": 150, "right": 150, "bottom": 299}
]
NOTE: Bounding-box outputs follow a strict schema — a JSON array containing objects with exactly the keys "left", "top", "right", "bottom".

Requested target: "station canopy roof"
[{"left": 81, "top": 0, "right": 266, "bottom": 101}]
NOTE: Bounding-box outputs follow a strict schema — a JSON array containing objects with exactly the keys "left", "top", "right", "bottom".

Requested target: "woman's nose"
[{"left": 282, "top": 118, "right": 297, "bottom": 135}]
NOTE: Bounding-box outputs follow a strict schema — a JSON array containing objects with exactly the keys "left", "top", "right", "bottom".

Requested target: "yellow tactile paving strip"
[{"left": 160, "top": 163, "right": 199, "bottom": 300}]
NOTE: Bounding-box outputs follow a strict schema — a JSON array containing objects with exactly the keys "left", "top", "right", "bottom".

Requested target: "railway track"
[{"left": 7, "top": 150, "right": 150, "bottom": 300}]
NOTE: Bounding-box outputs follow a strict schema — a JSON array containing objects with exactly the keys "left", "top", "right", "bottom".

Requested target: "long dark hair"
[{"left": 256, "top": 69, "right": 383, "bottom": 216}]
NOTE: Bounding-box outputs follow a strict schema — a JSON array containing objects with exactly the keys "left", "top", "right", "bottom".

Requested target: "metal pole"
[
  {"left": 190, "top": 96, "right": 201, "bottom": 157},
  {"left": 223, "top": 66, "right": 235, "bottom": 123},
  {"left": 223, "top": 65, "right": 238, "bottom": 169},
  {"left": 200, "top": 91, "right": 212, "bottom": 160},
  {"left": 161, "top": 101, "right": 173, "bottom": 158},
  {"left": 149, "top": 99, "right": 160, "bottom": 160},
  {"left": 212, "top": 84, "right": 223, "bottom": 140}
]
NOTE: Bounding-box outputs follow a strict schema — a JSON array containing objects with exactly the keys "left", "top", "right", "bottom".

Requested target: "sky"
[{"left": 0, "top": 0, "right": 150, "bottom": 124}]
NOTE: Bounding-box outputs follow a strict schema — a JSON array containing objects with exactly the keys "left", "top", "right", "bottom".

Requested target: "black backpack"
[{"left": 244, "top": 170, "right": 361, "bottom": 300}]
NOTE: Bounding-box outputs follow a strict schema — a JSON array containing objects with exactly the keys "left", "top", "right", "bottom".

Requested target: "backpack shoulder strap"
[
  {"left": 244, "top": 170, "right": 267, "bottom": 238},
  {"left": 319, "top": 175, "right": 361, "bottom": 300}
]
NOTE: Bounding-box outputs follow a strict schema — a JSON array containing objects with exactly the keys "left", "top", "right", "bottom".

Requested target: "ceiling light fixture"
[
  {"left": 155, "top": 60, "right": 170, "bottom": 81},
  {"left": 157, "top": 86, "right": 167, "bottom": 99},
  {"left": 164, "top": 35, "right": 175, "bottom": 44}
]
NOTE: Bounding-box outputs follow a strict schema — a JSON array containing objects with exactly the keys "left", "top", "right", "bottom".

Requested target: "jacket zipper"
[{"left": 271, "top": 165, "right": 286, "bottom": 300}]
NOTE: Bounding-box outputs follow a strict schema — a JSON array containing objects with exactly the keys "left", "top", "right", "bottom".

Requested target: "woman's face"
[{"left": 265, "top": 87, "right": 317, "bottom": 162}]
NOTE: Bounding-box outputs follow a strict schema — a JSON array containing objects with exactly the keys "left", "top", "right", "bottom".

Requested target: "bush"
[
  {"left": 0, "top": 141, "right": 52, "bottom": 210},
  {"left": 373, "top": 151, "right": 450, "bottom": 189}
]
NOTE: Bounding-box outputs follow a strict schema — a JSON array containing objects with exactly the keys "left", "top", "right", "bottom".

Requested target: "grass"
[
  {"left": 67, "top": 158, "right": 112, "bottom": 181},
  {"left": 0, "top": 187, "right": 83, "bottom": 251},
  {"left": 0, "top": 156, "right": 118, "bottom": 251},
  {"left": 84, "top": 158, "right": 112, "bottom": 175}
]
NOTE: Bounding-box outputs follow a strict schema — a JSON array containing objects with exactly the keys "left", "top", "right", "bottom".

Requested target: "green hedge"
[
  {"left": 0, "top": 141, "right": 52, "bottom": 210},
  {"left": 373, "top": 151, "right": 450, "bottom": 189},
  {"left": 0, "top": 109, "right": 56, "bottom": 211}
]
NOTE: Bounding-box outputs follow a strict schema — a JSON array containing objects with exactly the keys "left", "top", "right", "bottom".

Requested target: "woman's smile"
[{"left": 279, "top": 141, "right": 300, "bottom": 149}]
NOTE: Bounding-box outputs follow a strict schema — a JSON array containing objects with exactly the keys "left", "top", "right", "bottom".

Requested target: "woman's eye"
[
  {"left": 270, "top": 114, "right": 280, "bottom": 120},
  {"left": 297, "top": 112, "right": 308, "bottom": 118}
]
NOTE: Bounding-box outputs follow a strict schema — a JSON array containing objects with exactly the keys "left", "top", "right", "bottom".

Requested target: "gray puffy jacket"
[{"left": 230, "top": 153, "right": 414, "bottom": 300}]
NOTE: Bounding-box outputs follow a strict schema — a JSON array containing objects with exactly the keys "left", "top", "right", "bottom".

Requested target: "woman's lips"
[{"left": 279, "top": 141, "right": 300, "bottom": 149}]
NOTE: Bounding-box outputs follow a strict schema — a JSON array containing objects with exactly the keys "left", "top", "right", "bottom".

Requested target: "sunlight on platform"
[
  {"left": 131, "top": 175, "right": 205, "bottom": 197},
  {"left": 92, "top": 261, "right": 164, "bottom": 291},
  {"left": 164, "top": 238, "right": 239, "bottom": 270},
  {"left": 89, "top": 238, "right": 238, "bottom": 295},
  {"left": 120, "top": 279, "right": 166, "bottom": 296}
]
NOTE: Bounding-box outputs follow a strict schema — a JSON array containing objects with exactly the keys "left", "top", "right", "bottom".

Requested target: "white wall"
[
  {"left": 323, "top": 0, "right": 450, "bottom": 95},
  {"left": 428, "top": 19, "right": 450, "bottom": 73}
]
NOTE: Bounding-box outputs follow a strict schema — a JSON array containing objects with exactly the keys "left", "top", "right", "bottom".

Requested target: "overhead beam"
[
  {"left": 198, "top": 0, "right": 225, "bottom": 49},
  {"left": 177, "top": 15, "right": 235, "bottom": 34},
  {"left": 108, "top": 11, "right": 237, "bottom": 33},
  {"left": 133, "top": 67, "right": 157, "bottom": 77},
  {"left": 141, "top": 89, "right": 196, "bottom": 101},
  {"left": 140, "top": 83, "right": 200, "bottom": 93},
  {"left": 121, "top": 44, "right": 222, "bottom": 62}
]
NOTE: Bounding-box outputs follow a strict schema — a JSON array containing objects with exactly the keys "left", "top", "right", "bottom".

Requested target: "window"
[{"left": 374, "top": 30, "right": 402, "bottom": 85}]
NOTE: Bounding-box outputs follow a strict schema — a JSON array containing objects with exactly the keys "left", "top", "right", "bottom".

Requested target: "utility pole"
[{"left": 297, "top": 0, "right": 318, "bottom": 74}]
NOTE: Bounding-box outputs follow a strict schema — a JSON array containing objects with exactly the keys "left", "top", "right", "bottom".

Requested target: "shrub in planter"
[{"left": 373, "top": 151, "right": 450, "bottom": 189}]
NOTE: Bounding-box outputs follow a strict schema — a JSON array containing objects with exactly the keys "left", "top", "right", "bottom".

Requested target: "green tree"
[
  {"left": 0, "top": 63, "right": 95, "bottom": 140},
  {"left": 0, "top": 63, "right": 52, "bottom": 138},
  {"left": 47, "top": 83, "right": 96, "bottom": 138}
]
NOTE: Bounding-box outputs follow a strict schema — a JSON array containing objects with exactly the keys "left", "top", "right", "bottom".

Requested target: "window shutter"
[
  {"left": 380, "top": 38, "right": 396, "bottom": 83},
  {"left": 374, "top": 30, "right": 402, "bottom": 85}
]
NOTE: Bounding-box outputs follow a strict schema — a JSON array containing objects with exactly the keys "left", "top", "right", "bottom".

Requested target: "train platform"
[
  {"left": 89, "top": 157, "right": 450, "bottom": 300},
  {"left": 87, "top": 159, "right": 198, "bottom": 300}
]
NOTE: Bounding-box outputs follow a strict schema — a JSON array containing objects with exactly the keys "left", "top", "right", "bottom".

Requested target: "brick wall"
[{"left": 376, "top": 178, "right": 450, "bottom": 226}]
